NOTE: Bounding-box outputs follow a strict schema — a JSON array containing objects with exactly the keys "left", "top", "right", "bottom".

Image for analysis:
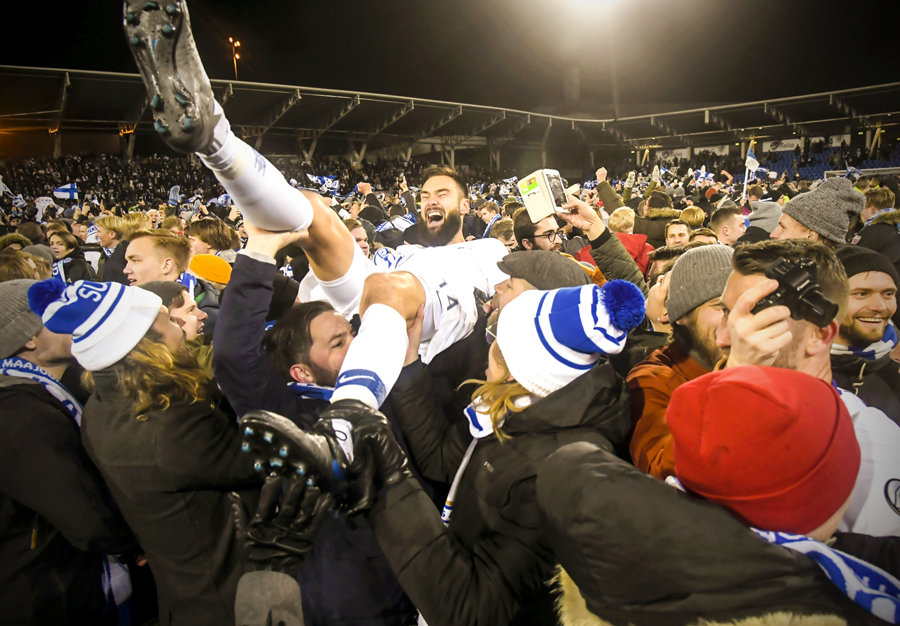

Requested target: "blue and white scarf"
[
  {"left": 482, "top": 214, "right": 501, "bottom": 239},
  {"left": 0, "top": 356, "right": 83, "bottom": 425},
  {"left": 752, "top": 529, "right": 900, "bottom": 623},
  {"left": 52, "top": 258, "right": 72, "bottom": 284},
  {"left": 863, "top": 207, "right": 896, "bottom": 228},
  {"left": 286, "top": 381, "right": 333, "bottom": 402},
  {"left": 176, "top": 272, "right": 197, "bottom": 299},
  {"left": 831, "top": 321, "right": 898, "bottom": 361}
]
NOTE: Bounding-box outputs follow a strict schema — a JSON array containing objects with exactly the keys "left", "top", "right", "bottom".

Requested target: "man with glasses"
[{"left": 512, "top": 208, "right": 565, "bottom": 252}]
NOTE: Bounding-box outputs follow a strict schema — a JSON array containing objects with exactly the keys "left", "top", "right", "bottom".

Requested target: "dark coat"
[
  {"left": 0, "top": 376, "right": 136, "bottom": 625},
  {"left": 832, "top": 351, "right": 900, "bottom": 426},
  {"left": 369, "top": 358, "right": 631, "bottom": 626},
  {"left": 102, "top": 240, "right": 129, "bottom": 285},
  {"left": 213, "top": 252, "right": 415, "bottom": 626},
  {"left": 538, "top": 442, "right": 884, "bottom": 626},
  {"left": 56, "top": 248, "right": 97, "bottom": 283},
  {"left": 81, "top": 370, "right": 260, "bottom": 626},
  {"left": 634, "top": 208, "right": 682, "bottom": 249}
]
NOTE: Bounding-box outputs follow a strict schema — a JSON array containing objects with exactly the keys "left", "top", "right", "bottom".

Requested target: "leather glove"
[
  {"left": 316, "top": 399, "right": 414, "bottom": 514},
  {"left": 230, "top": 471, "right": 334, "bottom": 576}
]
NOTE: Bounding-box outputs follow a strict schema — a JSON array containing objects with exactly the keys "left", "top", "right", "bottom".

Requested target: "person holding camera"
[{"left": 717, "top": 239, "right": 900, "bottom": 537}]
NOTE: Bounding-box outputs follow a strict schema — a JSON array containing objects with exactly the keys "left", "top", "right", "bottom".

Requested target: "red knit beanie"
[{"left": 668, "top": 366, "right": 860, "bottom": 534}]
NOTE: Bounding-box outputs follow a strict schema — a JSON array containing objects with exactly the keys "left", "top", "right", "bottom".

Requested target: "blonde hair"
[
  {"left": 607, "top": 208, "right": 635, "bottom": 233},
  {"left": 84, "top": 335, "right": 213, "bottom": 420},
  {"left": 95, "top": 215, "right": 126, "bottom": 238},
  {"left": 679, "top": 206, "right": 706, "bottom": 229},
  {"left": 120, "top": 212, "right": 153, "bottom": 238},
  {"left": 462, "top": 342, "right": 531, "bottom": 441}
]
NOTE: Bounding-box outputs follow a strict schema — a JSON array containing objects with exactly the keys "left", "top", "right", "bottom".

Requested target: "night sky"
[{"left": 4, "top": 0, "right": 899, "bottom": 112}]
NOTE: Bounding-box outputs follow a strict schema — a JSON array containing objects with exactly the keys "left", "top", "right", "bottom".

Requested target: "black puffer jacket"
[
  {"left": 369, "top": 358, "right": 631, "bottom": 626},
  {"left": 538, "top": 442, "right": 885, "bottom": 626}
]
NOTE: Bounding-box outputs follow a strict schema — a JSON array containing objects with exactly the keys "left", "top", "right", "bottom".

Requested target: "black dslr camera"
[{"left": 751, "top": 258, "right": 838, "bottom": 327}]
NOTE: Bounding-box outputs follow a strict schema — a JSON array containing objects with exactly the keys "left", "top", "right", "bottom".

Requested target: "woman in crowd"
[
  {"left": 48, "top": 229, "right": 97, "bottom": 283},
  {"left": 27, "top": 278, "right": 259, "bottom": 626},
  {"left": 253, "top": 280, "right": 645, "bottom": 626}
]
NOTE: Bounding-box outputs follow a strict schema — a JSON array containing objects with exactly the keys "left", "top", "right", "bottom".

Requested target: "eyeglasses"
[{"left": 532, "top": 229, "right": 565, "bottom": 243}]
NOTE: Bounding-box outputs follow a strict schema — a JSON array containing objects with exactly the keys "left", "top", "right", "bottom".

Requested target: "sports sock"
[
  {"left": 198, "top": 102, "right": 313, "bottom": 232},
  {"left": 331, "top": 304, "right": 408, "bottom": 409}
]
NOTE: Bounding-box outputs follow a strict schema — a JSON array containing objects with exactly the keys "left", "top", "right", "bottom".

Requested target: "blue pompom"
[
  {"left": 27, "top": 278, "right": 67, "bottom": 316},
  {"left": 599, "top": 279, "right": 646, "bottom": 331}
]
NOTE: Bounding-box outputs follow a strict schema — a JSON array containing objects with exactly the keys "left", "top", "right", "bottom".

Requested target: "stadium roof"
[{"left": 2, "top": 64, "right": 899, "bottom": 158}]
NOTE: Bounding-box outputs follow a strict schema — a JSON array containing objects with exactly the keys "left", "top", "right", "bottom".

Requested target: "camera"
[{"left": 751, "top": 258, "right": 838, "bottom": 327}]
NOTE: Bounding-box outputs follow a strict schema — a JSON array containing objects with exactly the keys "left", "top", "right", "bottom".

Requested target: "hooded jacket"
[
  {"left": 538, "top": 442, "right": 884, "bottom": 626},
  {"left": 370, "top": 358, "right": 631, "bottom": 626},
  {"left": 635, "top": 208, "right": 682, "bottom": 249}
]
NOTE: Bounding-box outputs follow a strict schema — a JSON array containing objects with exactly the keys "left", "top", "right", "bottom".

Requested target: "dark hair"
[
  {"left": 140, "top": 280, "right": 188, "bottom": 309},
  {"left": 865, "top": 187, "right": 895, "bottom": 211},
  {"left": 731, "top": 239, "right": 849, "bottom": 323},
  {"left": 665, "top": 219, "right": 691, "bottom": 238},
  {"left": 747, "top": 185, "right": 765, "bottom": 199},
  {"left": 421, "top": 166, "right": 466, "bottom": 198},
  {"left": 709, "top": 206, "right": 743, "bottom": 233},
  {"left": 502, "top": 201, "right": 524, "bottom": 217},
  {"left": 16, "top": 222, "right": 44, "bottom": 245},
  {"left": 646, "top": 191, "right": 673, "bottom": 210},
  {"left": 48, "top": 229, "right": 78, "bottom": 253},
  {"left": 186, "top": 218, "right": 239, "bottom": 251},
  {"left": 262, "top": 300, "right": 336, "bottom": 382},
  {"left": 512, "top": 207, "right": 538, "bottom": 247}
]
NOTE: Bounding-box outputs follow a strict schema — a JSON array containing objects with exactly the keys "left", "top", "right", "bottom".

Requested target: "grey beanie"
[
  {"left": 748, "top": 200, "right": 782, "bottom": 233},
  {"left": 666, "top": 245, "right": 735, "bottom": 322},
  {"left": 0, "top": 279, "right": 43, "bottom": 359},
  {"left": 782, "top": 177, "right": 863, "bottom": 244}
]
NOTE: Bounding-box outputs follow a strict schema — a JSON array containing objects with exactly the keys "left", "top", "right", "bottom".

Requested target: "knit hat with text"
[{"left": 27, "top": 278, "right": 162, "bottom": 371}]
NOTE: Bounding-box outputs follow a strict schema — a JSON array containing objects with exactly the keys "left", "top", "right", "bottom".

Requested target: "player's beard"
[{"left": 420, "top": 209, "right": 462, "bottom": 247}]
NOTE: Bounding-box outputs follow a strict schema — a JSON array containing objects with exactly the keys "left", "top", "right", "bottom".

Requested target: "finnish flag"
[
  {"left": 53, "top": 183, "right": 78, "bottom": 200},
  {"left": 745, "top": 145, "right": 760, "bottom": 173}
]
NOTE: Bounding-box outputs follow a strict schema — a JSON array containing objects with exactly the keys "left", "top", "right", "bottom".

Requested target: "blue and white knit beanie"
[
  {"left": 27, "top": 278, "right": 163, "bottom": 371},
  {"left": 496, "top": 280, "right": 645, "bottom": 397}
]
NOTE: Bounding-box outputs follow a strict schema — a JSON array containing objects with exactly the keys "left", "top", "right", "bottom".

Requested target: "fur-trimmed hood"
[
  {"left": 552, "top": 567, "right": 847, "bottom": 626},
  {"left": 643, "top": 207, "right": 681, "bottom": 221},
  {"left": 868, "top": 208, "right": 900, "bottom": 227}
]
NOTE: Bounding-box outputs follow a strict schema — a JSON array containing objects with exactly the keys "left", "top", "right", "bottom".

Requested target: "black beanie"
[{"left": 838, "top": 245, "right": 899, "bottom": 287}]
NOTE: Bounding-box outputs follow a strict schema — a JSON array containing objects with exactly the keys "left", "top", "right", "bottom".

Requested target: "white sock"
[
  {"left": 331, "top": 304, "right": 408, "bottom": 409},
  {"left": 197, "top": 102, "right": 313, "bottom": 232}
]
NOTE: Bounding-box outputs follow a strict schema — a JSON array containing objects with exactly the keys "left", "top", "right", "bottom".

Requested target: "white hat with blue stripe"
[
  {"left": 496, "top": 280, "right": 646, "bottom": 397},
  {"left": 27, "top": 278, "right": 163, "bottom": 371}
]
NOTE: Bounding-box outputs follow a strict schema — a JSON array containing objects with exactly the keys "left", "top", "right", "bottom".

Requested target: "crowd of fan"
[{"left": 1, "top": 150, "right": 900, "bottom": 626}]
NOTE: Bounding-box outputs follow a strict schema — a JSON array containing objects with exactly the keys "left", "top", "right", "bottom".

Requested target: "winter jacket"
[
  {"left": 537, "top": 442, "right": 884, "bottom": 626},
  {"left": 81, "top": 370, "right": 260, "bottom": 626},
  {"left": 55, "top": 248, "right": 97, "bottom": 283},
  {"left": 832, "top": 351, "right": 900, "bottom": 426},
  {"left": 574, "top": 227, "right": 649, "bottom": 297},
  {"left": 634, "top": 208, "right": 683, "bottom": 249},
  {"left": 0, "top": 376, "right": 136, "bottom": 625},
  {"left": 614, "top": 232, "right": 653, "bottom": 276},
  {"left": 627, "top": 341, "right": 709, "bottom": 478},
  {"left": 370, "top": 357, "right": 632, "bottom": 626},
  {"left": 214, "top": 251, "right": 416, "bottom": 626}
]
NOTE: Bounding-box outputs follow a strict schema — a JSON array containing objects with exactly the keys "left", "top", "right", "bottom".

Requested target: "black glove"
[
  {"left": 315, "top": 399, "right": 414, "bottom": 514},
  {"left": 230, "top": 471, "right": 334, "bottom": 576}
]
